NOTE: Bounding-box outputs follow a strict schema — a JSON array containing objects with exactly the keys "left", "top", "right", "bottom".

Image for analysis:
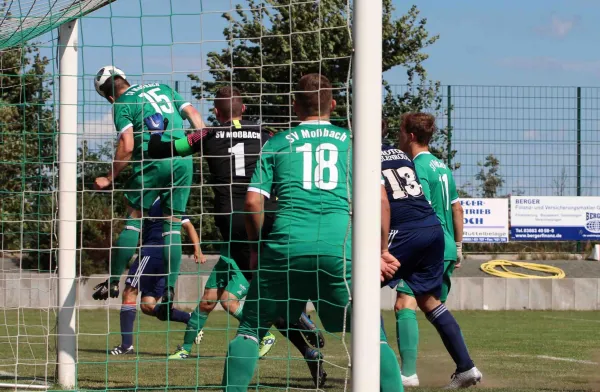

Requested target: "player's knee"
[
  {"left": 219, "top": 293, "right": 239, "bottom": 313},
  {"left": 394, "top": 294, "right": 417, "bottom": 312},
  {"left": 140, "top": 303, "right": 155, "bottom": 315},
  {"left": 122, "top": 286, "right": 138, "bottom": 304},
  {"left": 416, "top": 294, "right": 441, "bottom": 313},
  {"left": 199, "top": 300, "right": 217, "bottom": 313}
]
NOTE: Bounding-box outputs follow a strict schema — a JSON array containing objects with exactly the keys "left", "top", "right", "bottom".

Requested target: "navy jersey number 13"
[{"left": 381, "top": 144, "right": 438, "bottom": 229}]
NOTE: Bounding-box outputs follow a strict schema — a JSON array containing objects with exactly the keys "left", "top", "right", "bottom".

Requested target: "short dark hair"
[
  {"left": 401, "top": 112, "right": 436, "bottom": 145},
  {"left": 295, "top": 74, "right": 332, "bottom": 117},
  {"left": 100, "top": 75, "right": 129, "bottom": 99},
  {"left": 381, "top": 118, "right": 388, "bottom": 138},
  {"left": 214, "top": 86, "right": 243, "bottom": 119}
]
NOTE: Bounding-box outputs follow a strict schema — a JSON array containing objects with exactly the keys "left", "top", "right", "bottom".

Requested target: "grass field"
[{"left": 2, "top": 309, "right": 600, "bottom": 391}]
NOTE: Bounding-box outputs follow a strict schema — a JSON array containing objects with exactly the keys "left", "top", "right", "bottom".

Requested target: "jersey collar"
[
  {"left": 413, "top": 151, "right": 432, "bottom": 160},
  {"left": 300, "top": 120, "right": 332, "bottom": 125}
]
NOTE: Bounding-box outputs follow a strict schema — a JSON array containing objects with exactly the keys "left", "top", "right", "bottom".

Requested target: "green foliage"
[
  {"left": 475, "top": 154, "right": 505, "bottom": 198},
  {"left": 0, "top": 45, "right": 56, "bottom": 271},
  {"left": 189, "top": 0, "right": 352, "bottom": 128}
]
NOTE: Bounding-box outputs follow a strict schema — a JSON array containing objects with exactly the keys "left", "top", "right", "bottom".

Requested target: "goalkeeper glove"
[
  {"left": 456, "top": 242, "right": 463, "bottom": 266},
  {"left": 92, "top": 279, "right": 119, "bottom": 300},
  {"left": 144, "top": 113, "right": 168, "bottom": 135},
  {"left": 144, "top": 113, "right": 178, "bottom": 159}
]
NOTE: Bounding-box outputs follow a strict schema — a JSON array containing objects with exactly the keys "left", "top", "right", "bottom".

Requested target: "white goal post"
[
  {"left": 351, "top": 0, "right": 383, "bottom": 391},
  {"left": 57, "top": 19, "right": 79, "bottom": 390}
]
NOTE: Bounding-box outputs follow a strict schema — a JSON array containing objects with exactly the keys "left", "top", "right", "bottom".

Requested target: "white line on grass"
[
  {"left": 509, "top": 354, "right": 598, "bottom": 365},
  {"left": 542, "top": 316, "right": 600, "bottom": 323}
]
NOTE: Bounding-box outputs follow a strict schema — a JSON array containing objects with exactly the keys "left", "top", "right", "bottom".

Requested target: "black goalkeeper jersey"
[{"left": 202, "top": 119, "right": 273, "bottom": 213}]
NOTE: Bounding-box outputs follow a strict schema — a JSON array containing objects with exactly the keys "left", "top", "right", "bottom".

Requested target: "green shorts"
[
  {"left": 237, "top": 254, "right": 352, "bottom": 340},
  {"left": 396, "top": 260, "right": 456, "bottom": 303},
  {"left": 125, "top": 157, "right": 192, "bottom": 215},
  {"left": 205, "top": 251, "right": 250, "bottom": 299}
]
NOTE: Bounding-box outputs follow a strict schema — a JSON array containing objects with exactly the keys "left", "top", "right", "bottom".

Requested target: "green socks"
[
  {"left": 183, "top": 308, "right": 208, "bottom": 352},
  {"left": 232, "top": 304, "right": 244, "bottom": 321},
  {"left": 396, "top": 308, "right": 419, "bottom": 377},
  {"left": 110, "top": 219, "right": 141, "bottom": 285},
  {"left": 222, "top": 335, "right": 259, "bottom": 392},
  {"left": 163, "top": 220, "right": 182, "bottom": 289},
  {"left": 380, "top": 339, "right": 404, "bottom": 392}
]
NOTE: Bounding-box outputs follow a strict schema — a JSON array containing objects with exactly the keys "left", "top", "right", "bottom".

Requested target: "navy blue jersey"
[
  {"left": 141, "top": 199, "right": 189, "bottom": 252},
  {"left": 381, "top": 144, "right": 439, "bottom": 228}
]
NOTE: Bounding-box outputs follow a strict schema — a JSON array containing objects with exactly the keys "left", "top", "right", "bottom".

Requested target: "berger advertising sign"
[
  {"left": 461, "top": 198, "right": 509, "bottom": 243},
  {"left": 510, "top": 196, "right": 600, "bottom": 241}
]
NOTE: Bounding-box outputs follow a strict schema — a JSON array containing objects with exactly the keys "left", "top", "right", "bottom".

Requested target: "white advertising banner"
[
  {"left": 461, "top": 198, "right": 509, "bottom": 243},
  {"left": 510, "top": 196, "right": 600, "bottom": 241}
]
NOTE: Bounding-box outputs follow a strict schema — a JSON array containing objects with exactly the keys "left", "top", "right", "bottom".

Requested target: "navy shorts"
[
  {"left": 384, "top": 224, "right": 444, "bottom": 297},
  {"left": 125, "top": 253, "right": 166, "bottom": 298}
]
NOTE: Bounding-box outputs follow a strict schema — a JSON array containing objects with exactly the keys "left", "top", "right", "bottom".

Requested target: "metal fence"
[
  {"left": 79, "top": 82, "right": 600, "bottom": 255},
  {"left": 386, "top": 85, "right": 599, "bottom": 199}
]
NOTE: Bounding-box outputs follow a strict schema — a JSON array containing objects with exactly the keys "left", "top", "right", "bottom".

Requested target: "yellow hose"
[{"left": 480, "top": 260, "right": 566, "bottom": 279}]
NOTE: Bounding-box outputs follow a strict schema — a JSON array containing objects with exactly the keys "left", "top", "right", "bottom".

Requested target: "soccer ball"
[{"left": 94, "top": 65, "right": 126, "bottom": 98}]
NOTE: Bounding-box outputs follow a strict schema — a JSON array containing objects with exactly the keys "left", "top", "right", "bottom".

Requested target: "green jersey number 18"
[{"left": 297, "top": 143, "right": 339, "bottom": 190}]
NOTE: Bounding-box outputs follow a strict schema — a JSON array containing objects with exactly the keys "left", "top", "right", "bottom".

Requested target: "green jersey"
[
  {"left": 249, "top": 120, "right": 352, "bottom": 260},
  {"left": 113, "top": 83, "right": 190, "bottom": 166},
  {"left": 413, "top": 151, "right": 459, "bottom": 261}
]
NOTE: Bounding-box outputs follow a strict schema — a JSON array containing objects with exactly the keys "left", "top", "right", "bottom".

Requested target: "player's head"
[
  {"left": 214, "top": 86, "right": 245, "bottom": 123},
  {"left": 398, "top": 112, "right": 436, "bottom": 152},
  {"left": 293, "top": 74, "right": 336, "bottom": 120},
  {"left": 94, "top": 66, "right": 129, "bottom": 104}
]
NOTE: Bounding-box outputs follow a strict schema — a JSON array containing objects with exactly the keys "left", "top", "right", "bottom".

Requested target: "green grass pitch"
[{"left": 2, "top": 309, "right": 600, "bottom": 391}]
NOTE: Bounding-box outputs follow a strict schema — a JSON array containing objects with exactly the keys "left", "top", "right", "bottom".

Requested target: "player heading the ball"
[{"left": 92, "top": 66, "right": 205, "bottom": 320}]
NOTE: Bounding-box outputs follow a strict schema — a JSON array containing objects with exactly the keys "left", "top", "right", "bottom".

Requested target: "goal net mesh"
[
  {"left": 1, "top": 0, "right": 353, "bottom": 390},
  {"left": 0, "top": 0, "right": 112, "bottom": 50}
]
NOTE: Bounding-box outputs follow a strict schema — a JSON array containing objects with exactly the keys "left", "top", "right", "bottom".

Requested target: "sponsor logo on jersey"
[
  {"left": 285, "top": 128, "right": 348, "bottom": 143},
  {"left": 428, "top": 159, "right": 448, "bottom": 172},
  {"left": 215, "top": 131, "right": 261, "bottom": 139},
  {"left": 381, "top": 148, "right": 410, "bottom": 162}
]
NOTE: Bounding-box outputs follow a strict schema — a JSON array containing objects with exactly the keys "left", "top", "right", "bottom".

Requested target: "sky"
[
  {"left": 23, "top": 0, "right": 600, "bottom": 196},
  {"left": 387, "top": 0, "right": 600, "bottom": 87},
  {"left": 66, "top": 0, "right": 600, "bottom": 87}
]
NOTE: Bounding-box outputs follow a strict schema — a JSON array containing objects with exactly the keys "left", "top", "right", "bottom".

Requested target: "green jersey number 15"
[{"left": 139, "top": 87, "right": 174, "bottom": 114}]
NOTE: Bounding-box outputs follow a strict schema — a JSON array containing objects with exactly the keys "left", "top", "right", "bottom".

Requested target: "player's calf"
[
  {"left": 117, "top": 287, "right": 138, "bottom": 354},
  {"left": 418, "top": 295, "right": 476, "bottom": 378},
  {"left": 154, "top": 286, "right": 174, "bottom": 321}
]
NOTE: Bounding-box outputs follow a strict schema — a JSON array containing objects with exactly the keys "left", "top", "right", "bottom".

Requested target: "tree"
[
  {"left": 552, "top": 167, "right": 569, "bottom": 196},
  {"left": 190, "top": 1, "right": 441, "bottom": 131},
  {"left": 0, "top": 45, "right": 56, "bottom": 271},
  {"left": 475, "top": 154, "right": 504, "bottom": 198}
]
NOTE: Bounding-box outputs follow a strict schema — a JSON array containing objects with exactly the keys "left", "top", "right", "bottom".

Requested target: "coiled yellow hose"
[{"left": 480, "top": 260, "right": 566, "bottom": 279}]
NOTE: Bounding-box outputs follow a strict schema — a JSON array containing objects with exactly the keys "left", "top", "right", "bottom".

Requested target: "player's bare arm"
[
  {"left": 380, "top": 184, "right": 400, "bottom": 281},
  {"left": 94, "top": 127, "right": 134, "bottom": 190},
  {"left": 183, "top": 220, "right": 205, "bottom": 264},
  {"left": 244, "top": 191, "right": 265, "bottom": 270},
  {"left": 181, "top": 105, "right": 206, "bottom": 130},
  {"left": 452, "top": 201, "right": 464, "bottom": 267},
  {"left": 244, "top": 191, "right": 265, "bottom": 241}
]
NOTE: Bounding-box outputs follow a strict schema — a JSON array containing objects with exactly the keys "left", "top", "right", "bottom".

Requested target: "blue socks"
[
  {"left": 120, "top": 303, "right": 137, "bottom": 348},
  {"left": 426, "top": 303, "right": 474, "bottom": 372},
  {"left": 171, "top": 308, "right": 191, "bottom": 324},
  {"left": 152, "top": 304, "right": 190, "bottom": 324}
]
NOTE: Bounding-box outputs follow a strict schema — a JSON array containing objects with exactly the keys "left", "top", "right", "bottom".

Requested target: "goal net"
[{"left": 1, "top": 0, "right": 365, "bottom": 390}]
